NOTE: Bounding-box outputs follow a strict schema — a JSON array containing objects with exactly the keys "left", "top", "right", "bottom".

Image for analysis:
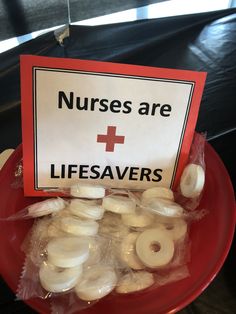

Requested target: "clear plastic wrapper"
[
  {"left": 42, "top": 182, "right": 107, "bottom": 199},
  {"left": 11, "top": 158, "right": 24, "bottom": 189},
  {"left": 0, "top": 198, "right": 67, "bottom": 221},
  {"left": 17, "top": 198, "right": 192, "bottom": 311},
  {"left": 175, "top": 132, "right": 206, "bottom": 211},
  {"left": 17, "top": 218, "right": 52, "bottom": 299}
]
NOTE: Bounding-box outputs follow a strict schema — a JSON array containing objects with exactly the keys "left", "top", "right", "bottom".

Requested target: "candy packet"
[{"left": 11, "top": 133, "right": 207, "bottom": 313}]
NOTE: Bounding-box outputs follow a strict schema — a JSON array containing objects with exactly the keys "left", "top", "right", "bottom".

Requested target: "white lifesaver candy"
[
  {"left": 75, "top": 265, "right": 117, "bottom": 301},
  {"left": 120, "top": 233, "right": 144, "bottom": 270},
  {"left": 47, "top": 221, "right": 67, "bottom": 238},
  {"left": 83, "top": 237, "right": 101, "bottom": 267},
  {"left": 155, "top": 213, "right": 173, "bottom": 224},
  {"left": 52, "top": 208, "right": 72, "bottom": 218},
  {"left": 180, "top": 163, "right": 205, "bottom": 198},
  {"left": 39, "top": 262, "right": 82, "bottom": 293},
  {"left": 102, "top": 195, "right": 136, "bottom": 214},
  {"left": 141, "top": 187, "right": 174, "bottom": 204},
  {"left": 116, "top": 271, "right": 154, "bottom": 294},
  {"left": 70, "top": 183, "right": 105, "bottom": 199},
  {"left": 69, "top": 199, "right": 104, "bottom": 220},
  {"left": 60, "top": 217, "right": 99, "bottom": 236},
  {"left": 144, "top": 198, "right": 183, "bottom": 217},
  {"left": 155, "top": 218, "right": 187, "bottom": 241},
  {"left": 99, "top": 216, "right": 130, "bottom": 239},
  {"left": 136, "top": 228, "right": 174, "bottom": 268},
  {"left": 27, "top": 198, "right": 66, "bottom": 218},
  {"left": 121, "top": 209, "right": 153, "bottom": 228},
  {"left": 47, "top": 237, "right": 89, "bottom": 268},
  {"left": 99, "top": 224, "right": 126, "bottom": 238}
]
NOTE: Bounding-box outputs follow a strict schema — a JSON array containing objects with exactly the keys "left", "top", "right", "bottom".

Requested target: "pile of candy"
[{"left": 17, "top": 162, "right": 205, "bottom": 305}]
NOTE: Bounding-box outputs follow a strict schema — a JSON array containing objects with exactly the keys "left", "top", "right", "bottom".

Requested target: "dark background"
[
  {"left": 0, "top": 6, "right": 235, "bottom": 314},
  {"left": 0, "top": 0, "right": 167, "bottom": 41}
]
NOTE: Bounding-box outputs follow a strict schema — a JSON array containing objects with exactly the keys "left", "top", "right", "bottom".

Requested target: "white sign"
[{"left": 20, "top": 56, "right": 206, "bottom": 196}]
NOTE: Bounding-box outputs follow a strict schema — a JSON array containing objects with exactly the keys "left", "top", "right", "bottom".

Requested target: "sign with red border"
[{"left": 20, "top": 55, "right": 206, "bottom": 196}]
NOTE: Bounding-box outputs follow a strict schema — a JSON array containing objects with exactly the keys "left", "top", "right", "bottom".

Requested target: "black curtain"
[{"left": 0, "top": 0, "right": 167, "bottom": 40}]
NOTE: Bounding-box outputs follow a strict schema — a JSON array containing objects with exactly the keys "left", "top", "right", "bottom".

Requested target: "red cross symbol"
[{"left": 97, "top": 126, "right": 125, "bottom": 152}]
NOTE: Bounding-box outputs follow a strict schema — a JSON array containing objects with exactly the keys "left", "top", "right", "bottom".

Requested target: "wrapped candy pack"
[{"left": 7, "top": 134, "right": 207, "bottom": 314}]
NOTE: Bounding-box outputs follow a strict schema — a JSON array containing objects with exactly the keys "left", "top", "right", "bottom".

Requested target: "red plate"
[{"left": 0, "top": 143, "right": 235, "bottom": 314}]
